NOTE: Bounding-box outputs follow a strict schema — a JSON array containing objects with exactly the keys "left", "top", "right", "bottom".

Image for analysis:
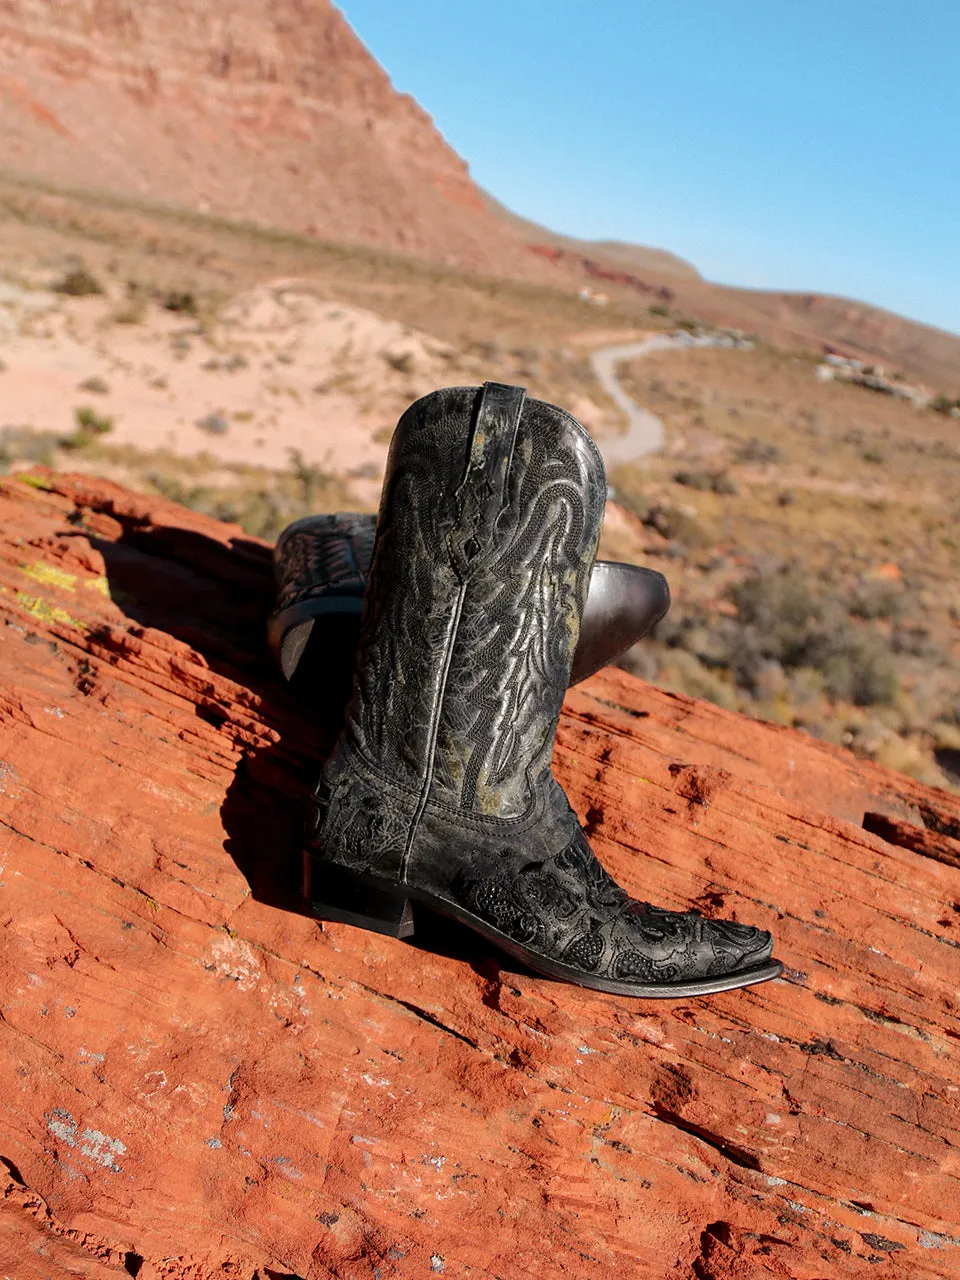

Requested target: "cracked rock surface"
[{"left": 1, "top": 471, "right": 959, "bottom": 1280}]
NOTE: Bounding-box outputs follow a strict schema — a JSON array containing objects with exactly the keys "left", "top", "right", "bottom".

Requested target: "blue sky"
[{"left": 338, "top": 1, "right": 959, "bottom": 337}]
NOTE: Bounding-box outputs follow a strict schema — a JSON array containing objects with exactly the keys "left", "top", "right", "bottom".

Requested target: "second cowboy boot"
[
  {"left": 268, "top": 514, "right": 670, "bottom": 685},
  {"left": 305, "top": 383, "right": 781, "bottom": 998}
]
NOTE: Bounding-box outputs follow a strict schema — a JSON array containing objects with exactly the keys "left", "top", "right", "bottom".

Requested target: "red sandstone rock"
[{"left": 0, "top": 471, "right": 959, "bottom": 1279}]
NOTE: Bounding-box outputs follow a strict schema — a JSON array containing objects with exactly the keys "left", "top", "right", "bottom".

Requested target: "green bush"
[
  {"left": 61, "top": 406, "right": 114, "bottom": 450},
  {"left": 74, "top": 406, "right": 113, "bottom": 435}
]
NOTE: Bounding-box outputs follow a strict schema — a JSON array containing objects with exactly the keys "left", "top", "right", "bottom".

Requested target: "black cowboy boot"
[
  {"left": 305, "top": 383, "right": 781, "bottom": 998},
  {"left": 268, "top": 514, "right": 670, "bottom": 685}
]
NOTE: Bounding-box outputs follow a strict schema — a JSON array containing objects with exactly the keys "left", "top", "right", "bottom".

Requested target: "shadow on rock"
[
  {"left": 91, "top": 518, "right": 325, "bottom": 917},
  {"left": 94, "top": 517, "right": 503, "bottom": 977}
]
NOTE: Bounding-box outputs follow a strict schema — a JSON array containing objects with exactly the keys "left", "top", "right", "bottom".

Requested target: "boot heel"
[{"left": 303, "top": 855, "right": 415, "bottom": 939}]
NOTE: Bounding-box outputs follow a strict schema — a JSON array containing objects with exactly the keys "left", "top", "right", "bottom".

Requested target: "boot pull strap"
[{"left": 452, "top": 382, "right": 526, "bottom": 565}]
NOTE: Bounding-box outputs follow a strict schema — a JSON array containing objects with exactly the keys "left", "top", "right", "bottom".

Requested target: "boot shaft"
[
  {"left": 269, "top": 513, "right": 671, "bottom": 689},
  {"left": 344, "top": 383, "right": 606, "bottom": 822}
]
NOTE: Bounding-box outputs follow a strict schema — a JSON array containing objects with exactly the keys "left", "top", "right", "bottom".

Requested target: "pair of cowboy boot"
[
  {"left": 273, "top": 383, "right": 780, "bottom": 997},
  {"left": 269, "top": 517, "right": 671, "bottom": 687}
]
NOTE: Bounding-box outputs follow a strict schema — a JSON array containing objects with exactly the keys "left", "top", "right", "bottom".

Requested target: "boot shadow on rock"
[
  {"left": 91, "top": 516, "right": 502, "bottom": 973},
  {"left": 91, "top": 519, "right": 320, "bottom": 919}
]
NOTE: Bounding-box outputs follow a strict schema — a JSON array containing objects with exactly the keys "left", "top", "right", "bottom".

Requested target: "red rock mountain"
[{"left": 0, "top": 0, "right": 542, "bottom": 276}]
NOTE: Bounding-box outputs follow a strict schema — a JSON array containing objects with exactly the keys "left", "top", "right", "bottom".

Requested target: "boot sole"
[{"left": 305, "top": 857, "right": 783, "bottom": 999}]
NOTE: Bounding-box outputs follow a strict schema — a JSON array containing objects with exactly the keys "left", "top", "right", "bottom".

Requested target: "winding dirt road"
[{"left": 590, "top": 332, "right": 752, "bottom": 467}]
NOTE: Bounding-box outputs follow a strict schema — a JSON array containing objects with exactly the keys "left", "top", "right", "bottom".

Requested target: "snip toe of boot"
[{"left": 701, "top": 917, "right": 775, "bottom": 975}]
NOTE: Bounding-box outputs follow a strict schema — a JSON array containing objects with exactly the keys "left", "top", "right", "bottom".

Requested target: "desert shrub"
[
  {"left": 649, "top": 304, "right": 669, "bottom": 318},
  {"left": 54, "top": 267, "right": 104, "bottom": 297},
  {"left": 469, "top": 340, "right": 503, "bottom": 360},
  {"left": 113, "top": 298, "right": 147, "bottom": 326},
  {"left": 749, "top": 659, "right": 789, "bottom": 701},
  {"left": 641, "top": 503, "right": 709, "bottom": 546},
  {"left": 62, "top": 406, "right": 113, "bottom": 449},
  {"left": 206, "top": 491, "right": 285, "bottom": 540},
  {"left": 617, "top": 643, "right": 658, "bottom": 682},
  {"left": 383, "top": 349, "right": 415, "bottom": 374},
  {"left": 849, "top": 580, "right": 903, "bottom": 620},
  {"left": 147, "top": 476, "right": 287, "bottom": 542},
  {"left": 891, "top": 625, "right": 941, "bottom": 660},
  {"left": 161, "top": 290, "right": 198, "bottom": 316},
  {"left": 289, "top": 449, "right": 334, "bottom": 506},
  {"left": 622, "top": 569, "right": 901, "bottom": 716},
  {"left": 735, "top": 438, "right": 785, "bottom": 464},
  {"left": 731, "top": 568, "right": 819, "bottom": 651},
  {"left": 657, "top": 649, "right": 738, "bottom": 710},
  {"left": 674, "top": 469, "right": 739, "bottom": 495},
  {"left": 74, "top": 406, "right": 113, "bottom": 434},
  {"left": 821, "top": 633, "right": 898, "bottom": 706},
  {"left": 786, "top": 666, "right": 825, "bottom": 706},
  {"left": 195, "top": 412, "right": 229, "bottom": 436},
  {"left": 200, "top": 353, "right": 248, "bottom": 374},
  {"left": 728, "top": 568, "right": 898, "bottom": 705},
  {"left": 144, "top": 446, "right": 351, "bottom": 542},
  {"left": 659, "top": 615, "right": 733, "bottom": 669},
  {"left": 0, "top": 426, "right": 59, "bottom": 470}
]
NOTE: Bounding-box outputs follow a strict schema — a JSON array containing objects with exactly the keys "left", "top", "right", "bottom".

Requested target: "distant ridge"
[{"left": 479, "top": 190, "right": 702, "bottom": 282}]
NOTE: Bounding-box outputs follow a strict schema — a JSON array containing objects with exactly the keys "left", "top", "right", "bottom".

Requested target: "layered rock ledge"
[{"left": 0, "top": 472, "right": 958, "bottom": 1279}]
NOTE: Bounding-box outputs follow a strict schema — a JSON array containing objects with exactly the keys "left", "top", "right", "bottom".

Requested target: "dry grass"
[
  {"left": 604, "top": 344, "right": 960, "bottom": 789},
  {"left": 0, "top": 169, "right": 669, "bottom": 366}
]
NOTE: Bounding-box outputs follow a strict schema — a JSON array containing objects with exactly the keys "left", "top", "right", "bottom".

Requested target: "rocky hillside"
[
  {"left": 0, "top": 0, "right": 544, "bottom": 277},
  {"left": 1, "top": 469, "right": 959, "bottom": 1277},
  {"left": 685, "top": 285, "right": 960, "bottom": 394}
]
